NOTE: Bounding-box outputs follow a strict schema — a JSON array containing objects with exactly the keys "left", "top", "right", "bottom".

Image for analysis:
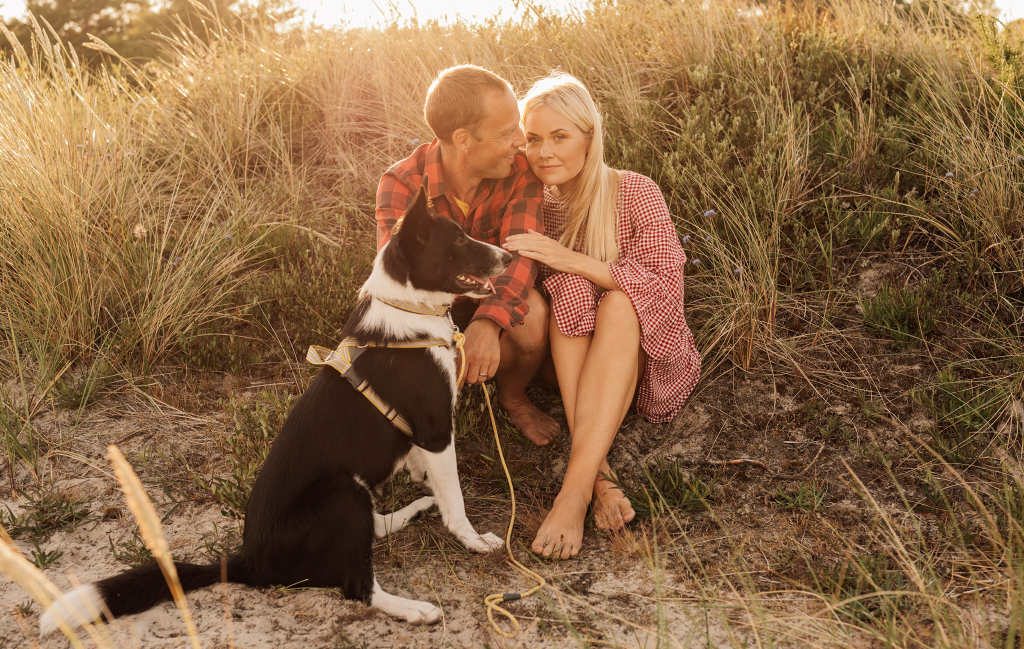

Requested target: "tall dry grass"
[{"left": 2, "top": 0, "right": 1024, "bottom": 645}]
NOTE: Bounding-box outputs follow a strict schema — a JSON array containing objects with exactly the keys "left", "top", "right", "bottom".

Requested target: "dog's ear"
[{"left": 396, "top": 174, "right": 432, "bottom": 252}]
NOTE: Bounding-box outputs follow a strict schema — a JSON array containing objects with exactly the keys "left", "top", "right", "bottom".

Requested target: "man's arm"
[
  {"left": 470, "top": 173, "right": 544, "bottom": 332},
  {"left": 376, "top": 171, "right": 414, "bottom": 250}
]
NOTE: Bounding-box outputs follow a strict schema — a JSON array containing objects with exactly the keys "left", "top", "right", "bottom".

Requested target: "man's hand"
[{"left": 460, "top": 319, "right": 502, "bottom": 387}]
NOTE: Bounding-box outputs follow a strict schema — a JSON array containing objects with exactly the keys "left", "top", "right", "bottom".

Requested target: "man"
[{"left": 375, "top": 65, "right": 558, "bottom": 445}]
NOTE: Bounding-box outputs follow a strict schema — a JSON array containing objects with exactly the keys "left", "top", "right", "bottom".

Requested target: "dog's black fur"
[{"left": 41, "top": 180, "right": 512, "bottom": 629}]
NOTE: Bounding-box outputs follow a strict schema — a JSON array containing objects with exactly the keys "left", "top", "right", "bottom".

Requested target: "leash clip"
[{"left": 445, "top": 304, "right": 458, "bottom": 334}]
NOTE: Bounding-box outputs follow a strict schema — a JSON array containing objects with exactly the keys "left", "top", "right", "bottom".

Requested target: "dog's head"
[{"left": 387, "top": 176, "right": 512, "bottom": 299}]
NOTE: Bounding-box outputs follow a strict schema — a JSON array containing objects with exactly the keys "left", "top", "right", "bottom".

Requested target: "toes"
[
  {"left": 542, "top": 540, "right": 557, "bottom": 557},
  {"left": 462, "top": 532, "right": 504, "bottom": 553},
  {"left": 420, "top": 605, "right": 441, "bottom": 625},
  {"left": 621, "top": 503, "right": 636, "bottom": 524},
  {"left": 408, "top": 604, "right": 441, "bottom": 625},
  {"left": 480, "top": 532, "right": 504, "bottom": 551}
]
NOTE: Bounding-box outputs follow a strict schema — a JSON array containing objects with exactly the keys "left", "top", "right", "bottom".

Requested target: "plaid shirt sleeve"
[
  {"left": 375, "top": 169, "right": 413, "bottom": 249},
  {"left": 470, "top": 171, "right": 543, "bottom": 333}
]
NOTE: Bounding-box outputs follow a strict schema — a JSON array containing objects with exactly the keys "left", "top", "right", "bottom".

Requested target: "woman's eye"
[{"left": 555, "top": 135, "right": 565, "bottom": 141}]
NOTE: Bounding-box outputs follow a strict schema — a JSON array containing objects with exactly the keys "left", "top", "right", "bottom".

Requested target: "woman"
[{"left": 503, "top": 74, "right": 701, "bottom": 559}]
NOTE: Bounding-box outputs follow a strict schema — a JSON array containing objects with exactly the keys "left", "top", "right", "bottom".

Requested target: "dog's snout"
[{"left": 499, "top": 249, "right": 512, "bottom": 265}]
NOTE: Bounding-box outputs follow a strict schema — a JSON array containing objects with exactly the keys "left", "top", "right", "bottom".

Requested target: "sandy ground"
[
  {"left": 0, "top": 384, "right": 748, "bottom": 649},
  {"left": 1, "top": 256, "right": 992, "bottom": 648}
]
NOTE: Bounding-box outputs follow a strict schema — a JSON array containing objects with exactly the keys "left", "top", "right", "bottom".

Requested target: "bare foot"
[
  {"left": 498, "top": 392, "right": 559, "bottom": 446},
  {"left": 531, "top": 490, "right": 589, "bottom": 559},
  {"left": 592, "top": 471, "right": 635, "bottom": 531}
]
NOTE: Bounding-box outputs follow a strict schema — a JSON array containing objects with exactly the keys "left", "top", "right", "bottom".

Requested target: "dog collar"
[{"left": 376, "top": 297, "right": 451, "bottom": 318}]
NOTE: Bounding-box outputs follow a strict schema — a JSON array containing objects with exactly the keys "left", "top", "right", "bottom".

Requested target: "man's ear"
[
  {"left": 397, "top": 175, "right": 432, "bottom": 252},
  {"left": 451, "top": 128, "right": 473, "bottom": 153}
]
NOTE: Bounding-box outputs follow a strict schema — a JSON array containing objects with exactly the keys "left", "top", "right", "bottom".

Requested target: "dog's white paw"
[
  {"left": 402, "top": 600, "right": 441, "bottom": 625},
  {"left": 460, "top": 531, "right": 504, "bottom": 553},
  {"left": 411, "top": 496, "right": 436, "bottom": 513},
  {"left": 372, "top": 581, "right": 442, "bottom": 625}
]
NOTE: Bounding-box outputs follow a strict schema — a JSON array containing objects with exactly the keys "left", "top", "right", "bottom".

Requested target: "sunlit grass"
[{"left": 2, "top": 0, "right": 1024, "bottom": 645}]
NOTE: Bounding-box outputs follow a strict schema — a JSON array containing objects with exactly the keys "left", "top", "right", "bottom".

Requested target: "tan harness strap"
[{"left": 306, "top": 332, "right": 467, "bottom": 438}]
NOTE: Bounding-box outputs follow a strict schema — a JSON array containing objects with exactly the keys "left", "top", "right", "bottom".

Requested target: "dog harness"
[{"left": 306, "top": 298, "right": 466, "bottom": 437}]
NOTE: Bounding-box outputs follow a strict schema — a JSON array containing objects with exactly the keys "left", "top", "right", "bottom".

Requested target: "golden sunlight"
[{"left": 0, "top": 0, "right": 581, "bottom": 26}]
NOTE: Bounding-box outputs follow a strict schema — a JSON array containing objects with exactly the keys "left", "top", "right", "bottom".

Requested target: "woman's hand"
[{"left": 503, "top": 230, "right": 584, "bottom": 274}]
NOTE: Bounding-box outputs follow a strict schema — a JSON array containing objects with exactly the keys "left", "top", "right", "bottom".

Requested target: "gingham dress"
[{"left": 540, "top": 172, "right": 701, "bottom": 423}]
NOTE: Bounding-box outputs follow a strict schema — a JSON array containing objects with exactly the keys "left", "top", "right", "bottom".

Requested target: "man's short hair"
[{"left": 424, "top": 65, "right": 513, "bottom": 143}]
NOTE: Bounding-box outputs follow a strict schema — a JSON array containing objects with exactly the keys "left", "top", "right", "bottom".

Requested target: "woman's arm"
[{"left": 502, "top": 229, "right": 621, "bottom": 291}]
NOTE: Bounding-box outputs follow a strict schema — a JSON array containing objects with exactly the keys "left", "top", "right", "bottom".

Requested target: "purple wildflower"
[
  {"left": 703, "top": 209, "right": 716, "bottom": 218},
  {"left": 682, "top": 234, "right": 691, "bottom": 244},
  {"left": 945, "top": 172, "right": 954, "bottom": 178},
  {"left": 411, "top": 138, "right": 420, "bottom": 146},
  {"left": 691, "top": 258, "right": 701, "bottom": 266}
]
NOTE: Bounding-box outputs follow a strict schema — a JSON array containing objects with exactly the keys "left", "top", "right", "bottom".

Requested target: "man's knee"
[
  {"left": 596, "top": 291, "right": 639, "bottom": 332},
  {"left": 506, "top": 288, "right": 549, "bottom": 354}
]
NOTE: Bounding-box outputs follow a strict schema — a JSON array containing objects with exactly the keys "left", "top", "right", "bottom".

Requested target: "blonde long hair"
[{"left": 522, "top": 74, "right": 621, "bottom": 262}]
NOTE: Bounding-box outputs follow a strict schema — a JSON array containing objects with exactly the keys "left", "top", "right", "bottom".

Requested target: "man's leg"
[{"left": 495, "top": 288, "right": 560, "bottom": 445}]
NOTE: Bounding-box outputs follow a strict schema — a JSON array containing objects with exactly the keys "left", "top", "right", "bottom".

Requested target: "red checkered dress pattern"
[
  {"left": 376, "top": 140, "right": 543, "bottom": 334},
  {"left": 540, "top": 172, "right": 702, "bottom": 422}
]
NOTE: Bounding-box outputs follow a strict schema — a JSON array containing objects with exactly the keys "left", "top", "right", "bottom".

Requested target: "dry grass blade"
[
  {"left": 0, "top": 526, "right": 91, "bottom": 648},
  {"left": 106, "top": 444, "right": 202, "bottom": 649}
]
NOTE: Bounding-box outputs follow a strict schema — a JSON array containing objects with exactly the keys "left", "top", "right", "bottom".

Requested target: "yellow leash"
[{"left": 480, "top": 383, "right": 546, "bottom": 638}]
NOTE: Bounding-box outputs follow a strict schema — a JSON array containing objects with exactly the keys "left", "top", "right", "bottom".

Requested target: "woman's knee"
[{"left": 596, "top": 291, "right": 640, "bottom": 333}]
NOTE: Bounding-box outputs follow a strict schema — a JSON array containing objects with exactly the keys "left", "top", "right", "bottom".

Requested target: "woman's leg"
[{"left": 532, "top": 291, "right": 642, "bottom": 559}]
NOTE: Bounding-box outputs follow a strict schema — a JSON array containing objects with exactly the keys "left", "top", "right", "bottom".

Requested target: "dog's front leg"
[{"left": 417, "top": 438, "right": 503, "bottom": 553}]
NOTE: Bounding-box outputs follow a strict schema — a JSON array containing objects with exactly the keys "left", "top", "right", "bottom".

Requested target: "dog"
[{"left": 40, "top": 177, "right": 512, "bottom": 634}]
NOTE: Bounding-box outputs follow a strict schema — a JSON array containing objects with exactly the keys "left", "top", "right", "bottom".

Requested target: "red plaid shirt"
[{"left": 376, "top": 140, "right": 543, "bottom": 334}]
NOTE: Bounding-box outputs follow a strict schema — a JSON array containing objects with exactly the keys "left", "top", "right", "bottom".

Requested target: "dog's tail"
[{"left": 39, "top": 553, "right": 248, "bottom": 636}]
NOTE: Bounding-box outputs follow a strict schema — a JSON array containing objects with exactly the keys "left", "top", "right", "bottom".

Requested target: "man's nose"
[{"left": 512, "top": 126, "right": 527, "bottom": 149}]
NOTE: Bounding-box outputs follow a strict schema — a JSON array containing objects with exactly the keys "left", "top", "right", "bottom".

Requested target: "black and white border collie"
[{"left": 40, "top": 179, "right": 512, "bottom": 633}]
